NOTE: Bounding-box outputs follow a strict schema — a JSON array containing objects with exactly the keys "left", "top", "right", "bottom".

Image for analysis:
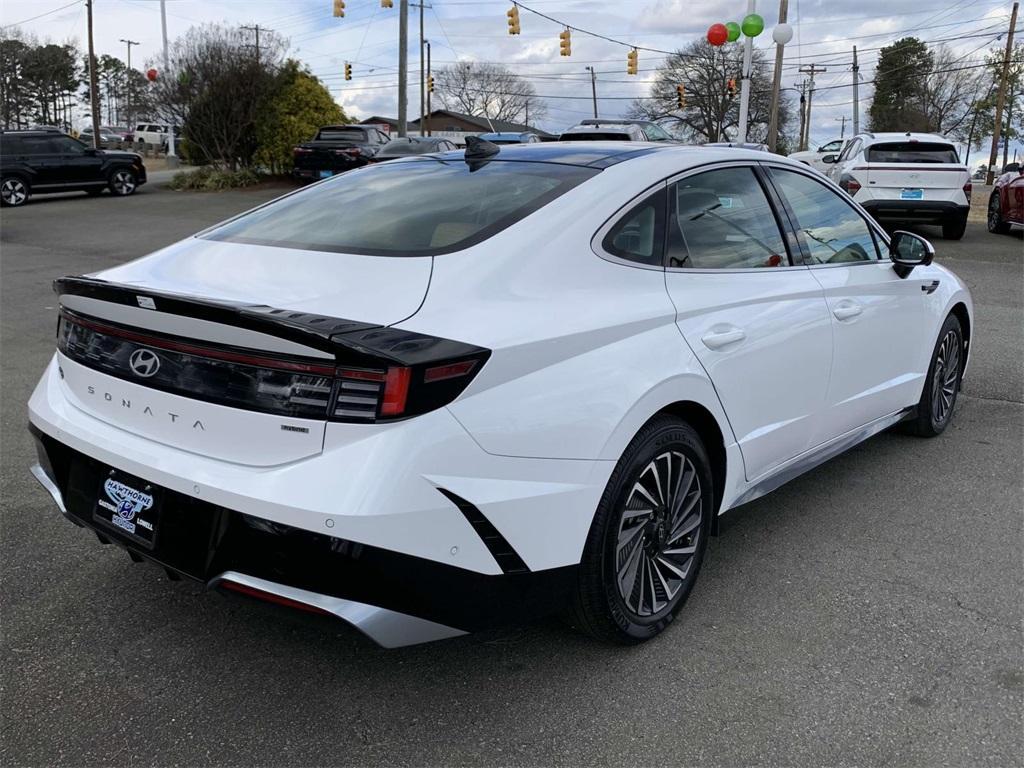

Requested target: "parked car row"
[{"left": 0, "top": 129, "right": 146, "bottom": 206}]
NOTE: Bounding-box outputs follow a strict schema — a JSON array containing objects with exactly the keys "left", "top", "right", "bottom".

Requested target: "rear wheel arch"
[{"left": 655, "top": 401, "right": 727, "bottom": 528}]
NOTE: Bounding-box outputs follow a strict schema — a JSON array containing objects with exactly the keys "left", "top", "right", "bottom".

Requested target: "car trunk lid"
[{"left": 859, "top": 141, "right": 968, "bottom": 199}]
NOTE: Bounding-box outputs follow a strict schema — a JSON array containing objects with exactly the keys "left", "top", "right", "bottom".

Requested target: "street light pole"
[
  {"left": 120, "top": 38, "right": 139, "bottom": 132},
  {"left": 160, "top": 0, "right": 177, "bottom": 161},
  {"left": 737, "top": 0, "right": 755, "bottom": 143}
]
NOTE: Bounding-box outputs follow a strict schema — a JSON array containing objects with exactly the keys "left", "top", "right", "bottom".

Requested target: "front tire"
[
  {"left": 942, "top": 212, "right": 967, "bottom": 240},
  {"left": 108, "top": 168, "right": 138, "bottom": 196},
  {"left": 0, "top": 176, "right": 30, "bottom": 207},
  {"left": 903, "top": 314, "right": 963, "bottom": 437},
  {"left": 570, "top": 416, "right": 713, "bottom": 644},
  {"left": 988, "top": 193, "right": 1010, "bottom": 234}
]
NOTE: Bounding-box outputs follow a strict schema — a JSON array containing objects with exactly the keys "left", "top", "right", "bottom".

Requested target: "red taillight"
[
  {"left": 381, "top": 366, "right": 412, "bottom": 416},
  {"left": 841, "top": 175, "right": 861, "bottom": 195},
  {"left": 963, "top": 181, "right": 972, "bottom": 200},
  {"left": 424, "top": 360, "right": 478, "bottom": 383},
  {"left": 221, "top": 581, "right": 332, "bottom": 616}
]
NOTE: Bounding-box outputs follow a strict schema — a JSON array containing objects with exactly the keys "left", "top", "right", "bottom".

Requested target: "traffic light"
[
  {"left": 381, "top": 0, "right": 393, "bottom": 7},
  {"left": 559, "top": 28, "right": 571, "bottom": 57},
  {"left": 333, "top": 0, "right": 345, "bottom": 17},
  {"left": 344, "top": 62, "right": 352, "bottom": 81},
  {"left": 726, "top": 77, "right": 737, "bottom": 98},
  {"left": 627, "top": 48, "right": 638, "bottom": 75},
  {"left": 507, "top": 6, "right": 520, "bottom": 35},
  {"left": 428, "top": 75, "right": 435, "bottom": 93},
  {"left": 676, "top": 84, "right": 685, "bottom": 109}
]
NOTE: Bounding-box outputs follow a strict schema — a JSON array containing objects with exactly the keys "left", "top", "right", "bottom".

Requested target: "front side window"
[
  {"left": 205, "top": 159, "right": 598, "bottom": 256},
  {"left": 601, "top": 188, "right": 665, "bottom": 266},
  {"left": 667, "top": 167, "right": 789, "bottom": 269},
  {"left": 770, "top": 167, "right": 879, "bottom": 264},
  {"left": 820, "top": 140, "right": 843, "bottom": 153},
  {"left": 52, "top": 136, "right": 86, "bottom": 154}
]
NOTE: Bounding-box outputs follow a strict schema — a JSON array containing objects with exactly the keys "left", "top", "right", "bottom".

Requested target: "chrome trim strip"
[
  {"left": 209, "top": 571, "right": 467, "bottom": 648},
  {"left": 30, "top": 462, "right": 68, "bottom": 514},
  {"left": 732, "top": 407, "right": 913, "bottom": 507}
]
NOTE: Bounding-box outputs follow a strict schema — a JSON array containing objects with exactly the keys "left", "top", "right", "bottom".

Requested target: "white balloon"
[{"left": 773, "top": 23, "right": 794, "bottom": 45}]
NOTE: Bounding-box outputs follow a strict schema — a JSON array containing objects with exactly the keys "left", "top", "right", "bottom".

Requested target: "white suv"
[{"left": 824, "top": 132, "right": 971, "bottom": 240}]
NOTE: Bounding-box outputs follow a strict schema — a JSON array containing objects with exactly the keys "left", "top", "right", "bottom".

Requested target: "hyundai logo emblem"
[{"left": 128, "top": 348, "right": 161, "bottom": 378}]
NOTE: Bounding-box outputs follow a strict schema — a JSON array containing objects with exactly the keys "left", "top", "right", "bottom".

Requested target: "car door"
[
  {"left": 764, "top": 164, "right": 934, "bottom": 444},
  {"left": 813, "top": 139, "right": 844, "bottom": 171},
  {"left": 1007, "top": 172, "right": 1024, "bottom": 223},
  {"left": 663, "top": 163, "right": 834, "bottom": 481},
  {"left": 49, "top": 135, "right": 104, "bottom": 185},
  {"left": 17, "top": 135, "right": 64, "bottom": 186}
]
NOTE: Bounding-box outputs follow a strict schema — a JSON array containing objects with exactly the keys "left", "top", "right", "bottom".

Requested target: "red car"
[{"left": 988, "top": 162, "right": 1024, "bottom": 234}]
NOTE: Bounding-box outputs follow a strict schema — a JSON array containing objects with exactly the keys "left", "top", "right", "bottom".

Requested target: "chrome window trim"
[
  {"left": 590, "top": 179, "right": 669, "bottom": 272},
  {"left": 662, "top": 160, "right": 809, "bottom": 274}
]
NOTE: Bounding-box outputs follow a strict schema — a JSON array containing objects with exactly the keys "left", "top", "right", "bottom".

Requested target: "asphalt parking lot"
[{"left": 1, "top": 182, "right": 1022, "bottom": 767}]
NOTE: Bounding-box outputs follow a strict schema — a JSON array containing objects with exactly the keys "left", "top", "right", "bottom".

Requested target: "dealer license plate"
[{"left": 93, "top": 470, "right": 162, "bottom": 549}]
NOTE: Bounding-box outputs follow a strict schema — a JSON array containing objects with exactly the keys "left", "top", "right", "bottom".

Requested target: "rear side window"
[
  {"left": 667, "top": 167, "right": 789, "bottom": 269},
  {"left": 18, "top": 136, "right": 56, "bottom": 155},
  {"left": 205, "top": 159, "right": 598, "bottom": 256},
  {"left": 602, "top": 188, "right": 666, "bottom": 266},
  {"left": 1, "top": 136, "right": 24, "bottom": 154},
  {"left": 770, "top": 168, "right": 880, "bottom": 264},
  {"left": 866, "top": 142, "right": 958, "bottom": 164}
]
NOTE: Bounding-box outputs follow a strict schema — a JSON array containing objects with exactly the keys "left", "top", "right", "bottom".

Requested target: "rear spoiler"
[{"left": 53, "top": 276, "right": 486, "bottom": 367}]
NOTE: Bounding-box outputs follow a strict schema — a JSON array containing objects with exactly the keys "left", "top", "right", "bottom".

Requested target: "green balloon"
[
  {"left": 741, "top": 13, "right": 765, "bottom": 37},
  {"left": 725, "top": 22, "right": 741, "bottom": 42}
]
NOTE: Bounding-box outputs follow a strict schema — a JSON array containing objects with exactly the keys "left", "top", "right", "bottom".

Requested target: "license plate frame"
[
  {"left": 93, "top": 469, "right": 163, "bottom": 549},
  {"left": 900, "top": 187, "right": 924, "bottom": 200}
]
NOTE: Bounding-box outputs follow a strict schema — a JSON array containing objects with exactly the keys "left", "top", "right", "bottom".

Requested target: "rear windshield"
[
  {"left": 317, "top": 128, "right": 367, "bottom": 141},
  {"left": 561, "top": 132, "right": 632, "bottom": 142},
  {"left": 866, "top": 142, "right": 959, "bottom": 164},
  {"left": 379, "top": 141, "right": 442, "bottom": 156},
  {"left": 203, "top": 159, "right": 598, "bottom": 256}
]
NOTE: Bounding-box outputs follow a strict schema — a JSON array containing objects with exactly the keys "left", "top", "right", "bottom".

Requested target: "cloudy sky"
[{"left": 2, "top": 0, "right": 1019, "bottom": 163}]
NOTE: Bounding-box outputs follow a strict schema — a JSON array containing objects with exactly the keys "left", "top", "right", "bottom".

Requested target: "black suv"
[{"left": 0, "top": 130, "right": 147, "bottom": 207}]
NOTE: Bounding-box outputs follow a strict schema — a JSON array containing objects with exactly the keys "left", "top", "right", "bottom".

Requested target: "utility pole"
[
  {"left": 767, "top": 0, "right": 788, "bottom": 152},
  {"left": 120, "top": 39, "right": 139, "bottom": 131},
  {"left": 835, "top": 115, "right": 847, "bottom": 138},
  {"left": 425, "top": 40, "right": 432, "bottom": 136},
  {"left": 798, "top": 63, "right": 826, "bottom": 151},
  {"left": 986, "top": 0, "right": 1018, "bottom": 185},
  {"left": 737, "top": 0, "right": 756, "bottom": 143},
  {"left": 851, "top": 45, "right": 860, "bottom": 136},
  {"left": 160, "top": 0, "right": 177, "bottom": 162},
  {"left": 240, "top": 24, "right": 266, "bottom": 66},
  {"left": 585, "top": 66, "right": 598, "bottom": 118},
  {"left": 86, "top": 0, "right": 100, "bottom": 147},
  {"left": 796, "top": 80, "right": 807, "bottom": 151},
  {"left": 415, "top": 2, "right": 425, "bottom": 136},
  {"left": 398, "top": 0, "right": 408, "bottom": 137}
]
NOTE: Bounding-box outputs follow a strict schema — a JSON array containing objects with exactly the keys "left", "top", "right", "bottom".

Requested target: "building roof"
[
  {"left": 358, "top": 116, "right": 400, "bottom": 128},
  {"left": 408, "top": 109, "right": 556, "bottom": 138}
]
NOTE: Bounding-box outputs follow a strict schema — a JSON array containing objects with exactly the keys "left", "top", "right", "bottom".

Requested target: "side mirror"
[
  {"left": 822, "top": 154, "right": 837, "bottom": 164},
  {"left": 1002, "top": 162, "right": 1020, "bottom": 174},
  {"left": 890, "top": 230, "right": 934, "bottom": 278}
]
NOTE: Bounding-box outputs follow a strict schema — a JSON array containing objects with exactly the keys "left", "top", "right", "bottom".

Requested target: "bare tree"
[
  {"left": 627, "top": 39, "right": 793, "bottom": 148},
  {"left": 435, "top": 61, "right": 546, "bottom": 125},
  {"left": 923, "top": 45, "right": 986, "bottom": 136}
]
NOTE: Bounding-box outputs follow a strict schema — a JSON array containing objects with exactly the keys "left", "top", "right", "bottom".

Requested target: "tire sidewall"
[
  {"left": 922, "top": 315, "right": 963, "bottom": 434},
  {"left": 599, "top": 421, "right": 714, "bottom": 641}
]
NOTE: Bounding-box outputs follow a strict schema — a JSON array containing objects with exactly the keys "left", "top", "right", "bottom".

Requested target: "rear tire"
[
  {"left": 942, "top": 212, "right": 967, "bottom": 240},
  {"left": 987, "top": 193, "right": 1010, "bottom": 234},
  {"left": 0, "top": 175, "right": 30, "bottom": 207},
  {"left": 569, "top": 415, "right": 714, "bottom": 644},
  {"left": 902, "top": 313, "right": 963, "bottom": 437}
]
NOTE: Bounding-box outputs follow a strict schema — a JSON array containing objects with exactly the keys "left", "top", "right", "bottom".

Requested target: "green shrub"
[{"left": 167, "top": 166, "right": 261, "bottom": 191}]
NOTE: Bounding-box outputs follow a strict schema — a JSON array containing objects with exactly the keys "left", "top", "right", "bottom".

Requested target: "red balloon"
[
  {"left": 146, "top": 68, "right": 158, "bottom": 81},
  {"left": 707, "top": 23, "right": 728, "bottom": 46}
]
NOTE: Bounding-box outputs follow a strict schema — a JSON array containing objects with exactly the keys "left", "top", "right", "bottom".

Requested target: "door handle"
[
  {"left": 832, "top": 301, "right": 863, "bottom": 321},
  {"left": 701, "top": 328, "right": 746, "bottom": 350}
]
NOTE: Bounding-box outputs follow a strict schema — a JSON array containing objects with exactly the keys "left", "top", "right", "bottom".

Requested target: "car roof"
[
  {"left": 561, "top": 124, "right": 638, "bottom": 135},
  {"left": 479, "top": 132, "right": 528, "bottom": 139},
  {"left": 859, "top": 131, "right": 954, "bottom": 145},
  {"left": 0, "top": 129, "right": 67, "bottom": 136},
  {"left": 431, "top": 141, "right": 787, "bottom": 169}
]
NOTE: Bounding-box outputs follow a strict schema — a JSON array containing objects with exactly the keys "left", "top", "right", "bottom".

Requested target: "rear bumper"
[
  {"left": 859, "top": 199, "right": 968, "bottom": 224},
  {"left": 29, "top": 425, "right": 578, "bottom": 646}
]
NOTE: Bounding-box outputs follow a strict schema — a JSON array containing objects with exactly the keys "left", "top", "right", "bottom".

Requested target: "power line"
[{"left": 0, "top": 0, "right": 81, "bottom": 29}]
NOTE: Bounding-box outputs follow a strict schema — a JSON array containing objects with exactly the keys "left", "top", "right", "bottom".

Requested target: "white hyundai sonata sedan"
[{"left": 29, "top": 141, "right": 973, "bottom": 647}]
